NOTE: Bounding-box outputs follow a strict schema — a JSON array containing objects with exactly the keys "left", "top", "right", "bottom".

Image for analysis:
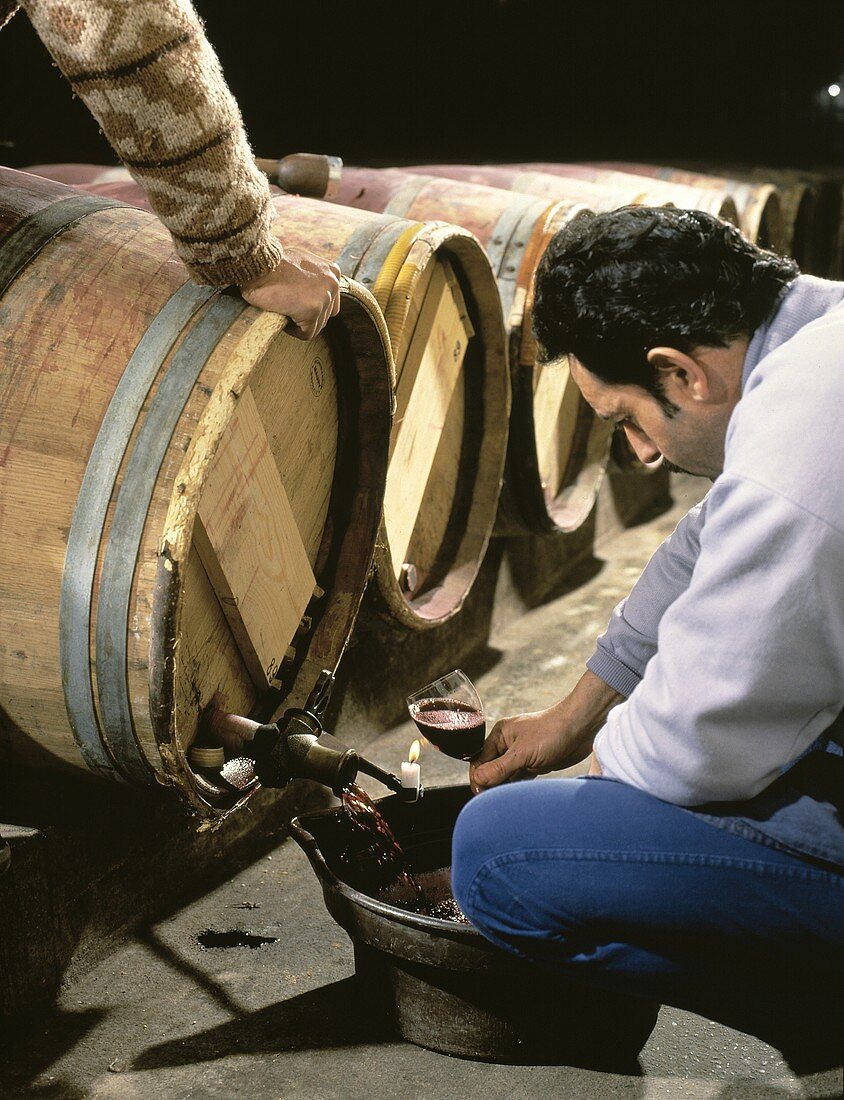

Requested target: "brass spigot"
[
  {"left": 207, "top": 670, "right": 418, "bottom": 800},
  {"left": 247, "top": 671, "right": 356, "bottom": 795}
]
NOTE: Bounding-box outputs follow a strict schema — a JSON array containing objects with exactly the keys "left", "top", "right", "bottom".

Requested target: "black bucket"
[{"left": 290, "top": 784, "right": 658, "bottom": 1065}]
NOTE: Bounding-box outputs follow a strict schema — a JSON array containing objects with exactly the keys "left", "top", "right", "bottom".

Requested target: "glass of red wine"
[{"left": 406, "top": 670, "right": 486, "bottom": 761}]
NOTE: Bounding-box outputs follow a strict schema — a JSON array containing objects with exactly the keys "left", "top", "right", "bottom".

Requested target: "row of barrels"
[
  {"left": 2, "top": 159, "right": 839, "bottom": 817},
  {"left": 395, "top": 162, "right": 843, "bottom": 278}
]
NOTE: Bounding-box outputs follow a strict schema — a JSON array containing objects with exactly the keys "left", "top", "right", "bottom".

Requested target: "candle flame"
[{"left": 408, "top": 739, "right": 421, "bottom": 764}]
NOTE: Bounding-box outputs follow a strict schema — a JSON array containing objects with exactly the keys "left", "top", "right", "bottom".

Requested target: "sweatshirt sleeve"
[
  {"left": 586, "top": 491, "right": 710, "bottom": 696},
  {"left": 20, "top": 0, "right": 282, "bottom": 286},
  {"left": 593, "top": 474, "right": 844, "bottom": 805}
]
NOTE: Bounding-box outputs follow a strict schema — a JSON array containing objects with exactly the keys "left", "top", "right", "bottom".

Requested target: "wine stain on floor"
[{"left": 195, "top": 929, "right": 278, "bottom": 950}]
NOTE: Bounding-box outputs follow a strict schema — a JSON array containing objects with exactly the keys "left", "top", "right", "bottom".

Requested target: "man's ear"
[{"left": 647, "top": 346, "right": 711, "bottom": 403}]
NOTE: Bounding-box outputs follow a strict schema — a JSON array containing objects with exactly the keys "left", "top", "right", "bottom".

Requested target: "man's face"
[{"left": 568, "top": 354, "right": 739, "bottom": 480}]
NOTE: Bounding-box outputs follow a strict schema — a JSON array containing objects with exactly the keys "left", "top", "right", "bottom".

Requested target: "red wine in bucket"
[
  {"left": 339, "top": 784, "right": 424, "bottom": 910},
  {"left": 409, "top": 699, "right": 486, "bottom": 760},
  {"left": 339, "top": 785, "right": 469, "bottom": 923}
]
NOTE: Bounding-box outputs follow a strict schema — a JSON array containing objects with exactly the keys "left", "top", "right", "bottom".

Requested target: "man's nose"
[{"left": 623, "top": 423, "right": 662, "bottom": 465}]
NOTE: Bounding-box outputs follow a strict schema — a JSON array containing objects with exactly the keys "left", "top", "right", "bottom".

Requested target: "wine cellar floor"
[{"left": 2, "top": 475, "right": 840, "bottom": 1100}]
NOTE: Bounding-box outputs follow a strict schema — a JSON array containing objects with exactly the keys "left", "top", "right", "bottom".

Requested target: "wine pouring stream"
[{"left": 206, "top": 669, "right": 483, "bottom": 923}]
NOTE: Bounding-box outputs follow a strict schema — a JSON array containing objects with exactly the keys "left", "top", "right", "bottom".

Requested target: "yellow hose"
[
  {"left": 371, "top": 223, "right": 423, "bottom": 313},
  {"left": 383, "top": 260, "right": 424, "bottom": 351}
]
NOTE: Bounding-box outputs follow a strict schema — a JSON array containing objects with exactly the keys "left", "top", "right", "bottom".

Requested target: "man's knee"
[{"left": 451, "top": 785, "right": 516, "bottom": 916}]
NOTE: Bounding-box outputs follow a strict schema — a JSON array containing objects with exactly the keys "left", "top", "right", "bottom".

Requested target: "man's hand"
[
  {"left": 240, "top": 248, "right": 342, "bottom": 340},
  {"left": 470, "top": 707, "right": 581, "bottom": 793},
  {"left": 469, "top": 670, "right": 624, "bottom": 794}
]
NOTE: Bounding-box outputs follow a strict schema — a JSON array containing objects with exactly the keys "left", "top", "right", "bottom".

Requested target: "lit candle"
[{"left": 400, "top": 739, "right": 422, "bottom": 799}]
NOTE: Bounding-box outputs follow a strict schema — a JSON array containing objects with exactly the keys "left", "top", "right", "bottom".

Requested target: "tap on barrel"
[{"left": 206, "top": 670, "right": 421, "bottom": 801}]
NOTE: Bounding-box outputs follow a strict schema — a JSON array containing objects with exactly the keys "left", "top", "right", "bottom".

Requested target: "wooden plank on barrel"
[
  {"left": 384, "top": 259, "right": 474, "bottom": 575},
  {"left": 194, "top": 388, "right": 316, "bottom": 688},
  {"left": 175, "top": 545, "right": 256, "bottom": 748},
  {"left": 533, "top": 360, "right": 581, "bottom": 500}
]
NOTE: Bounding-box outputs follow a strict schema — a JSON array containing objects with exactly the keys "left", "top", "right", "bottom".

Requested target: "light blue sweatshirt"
[{"left": 588, "top": 274, "right": 844, "bottom": 867}]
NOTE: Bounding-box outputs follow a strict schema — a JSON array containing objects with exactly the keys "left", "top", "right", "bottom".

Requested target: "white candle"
[
  {"left": 401, "top": 739, "right": 422, "bottom": 798},
  {"left": 401, "top": 760, "right": 421, "bottom": 792}
]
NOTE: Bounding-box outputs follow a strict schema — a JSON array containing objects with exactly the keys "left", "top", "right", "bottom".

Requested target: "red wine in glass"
[
  {"left": 409, "top": 699, "right": 486, "bottom": 760},
  {"left": 407, "top": 670, "right": 486, "bottom": 761}
]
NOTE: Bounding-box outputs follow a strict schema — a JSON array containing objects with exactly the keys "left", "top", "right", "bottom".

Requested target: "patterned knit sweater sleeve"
[{"left": 16, "top": 0, "right": 282, "bottom": 286}]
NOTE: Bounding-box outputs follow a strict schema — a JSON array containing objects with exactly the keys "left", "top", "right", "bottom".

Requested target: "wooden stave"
[
  {"left": 0, "top": 168, "right": 393, "bottom": 813},
  {"left": 330, "top": 167, "right": 615, "bottom": 536},
  {"left": 26, "top": 166, "right": 511, "bottom": 631}
]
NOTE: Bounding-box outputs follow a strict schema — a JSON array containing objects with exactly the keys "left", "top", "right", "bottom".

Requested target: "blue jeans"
[{"left": 451, "top": 777, "right": 844, "bottom": 1067}]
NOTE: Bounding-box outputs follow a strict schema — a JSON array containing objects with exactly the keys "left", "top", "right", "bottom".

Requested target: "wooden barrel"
[
  {"left": 582, "top": 164, "right": 784, "bottom": 252},
  {"left": 770, "top": 179, "right": 816, "bottom": 268},
  {"left": 0, "top": 168, "right": 393, "bottom": 815},
  {"left": 26, "top": 162, "right": 136, "bottom": 187},
  {"left": 789, "top": 171, "right": 843, "bottom": 278},
  {"left": 328, "top": 167, "right": 614, "bottom": 536},
  {"left": 682, "top": 166, "right": 843, "bottom": 277},
  {"left": 783, "top": 172, "right": 843, "bottom": 279},
  {"left": 409, "top": 164, "right": 740, "bottom": 225},
  {"left": 27, "top": 165, "right": 511, "bottom": 630},
  {"left": 743, "top": 169, "right": 839, "bottom": 276},
  {"left": 262, "top": 198, "right": 511, "bottom": 628},
  {"left": 599, "top": 162, "right": 814, "bottom": 266}
]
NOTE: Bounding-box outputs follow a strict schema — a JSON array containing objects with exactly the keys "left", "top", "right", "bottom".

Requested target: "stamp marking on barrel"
[{"left": 310, "top": 356, "right": 325, "bottom": 396}]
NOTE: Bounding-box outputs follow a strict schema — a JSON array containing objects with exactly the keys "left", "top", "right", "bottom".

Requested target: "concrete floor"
[{"left": 2, "top": 477, "right": 842, "bottom": 1099}]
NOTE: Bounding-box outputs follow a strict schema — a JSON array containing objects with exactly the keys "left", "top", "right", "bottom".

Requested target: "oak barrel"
[
  {"left": 677, "top": 165, "right": 843, "bottom": 277},
  {"left": 328, "top": 167, "right": 615, "bottom": 536},
  {"left": 28, "top": 166, "right": 511, "bottom": 630},
  {"left": 760, "top": 170, "right": 843, "bottom": 278},
  {"left": 410, "top": 163, "right": 739, "bottom": 225},
  {"left": 772, "top": 170, "right": 843, "bottom": 278},
  {"left": 585, "top": 164, "right": 784, "bottom": 253},
  {"left": 265, "top": 196, "right": 511, "bottom": 628},
  {"left": 0, "top": 168, "right": 393, "bottom": 815}
]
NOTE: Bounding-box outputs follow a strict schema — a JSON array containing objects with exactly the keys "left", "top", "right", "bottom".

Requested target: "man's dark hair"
[{"left": 533, "top": 206, "right": 798, "bottom": 408}]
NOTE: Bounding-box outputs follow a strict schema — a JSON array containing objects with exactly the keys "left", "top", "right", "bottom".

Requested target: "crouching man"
[{"left": 452, "top": 207, "right": 843, "bottom": 1069}]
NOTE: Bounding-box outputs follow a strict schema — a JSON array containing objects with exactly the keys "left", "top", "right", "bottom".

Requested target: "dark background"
[{"left": 1, "top": 0, "right": 843, "bottom": 170}]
